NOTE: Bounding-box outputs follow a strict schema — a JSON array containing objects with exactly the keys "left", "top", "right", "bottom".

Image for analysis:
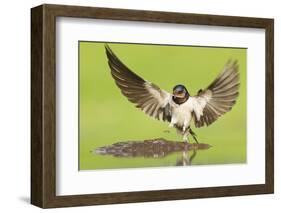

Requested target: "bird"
[{"left": 105, "top": 45, "right": 240, "bottom": 143}]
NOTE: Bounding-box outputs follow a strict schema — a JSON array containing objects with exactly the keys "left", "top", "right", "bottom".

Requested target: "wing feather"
[
  {"left": 105, "top": 45, "right": 172, "bottom": 122},
  {"left": 192, "top": 60, "right": 240, "bottom": 128}
]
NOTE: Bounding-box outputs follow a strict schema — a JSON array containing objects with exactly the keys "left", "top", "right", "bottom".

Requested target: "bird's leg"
[
  {"left": 182, "top": 121, "right": 190, "bottom": 143},
  {"left": 189, "top": 128, "right": 199, "bottom": 144},
  {"left": 183, "top": 120, "right": 188, "bottom": 132}
]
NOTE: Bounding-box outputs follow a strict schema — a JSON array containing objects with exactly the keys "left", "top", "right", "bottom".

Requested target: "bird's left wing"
[
  {"left": 192, "top": 60, "right": 240, "bottom": 128},
  {"left": 105, "top": 45, "right": 172, "bottom": 122}
]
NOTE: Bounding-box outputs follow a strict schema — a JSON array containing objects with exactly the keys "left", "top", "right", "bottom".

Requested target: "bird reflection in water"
[
  {"left": 175, "top": 149, "right": 198, "bottom": 166},
  {"left": 94, "top": 138, "right": 211, "bottom": 166}
]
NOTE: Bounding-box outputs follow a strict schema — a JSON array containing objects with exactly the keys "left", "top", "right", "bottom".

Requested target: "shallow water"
[
  {"left": 93, "top": 138, "right": 211, "bottom": 167},
  {"left": 80, "top": 128, "right": 246, "bottom": 170}
]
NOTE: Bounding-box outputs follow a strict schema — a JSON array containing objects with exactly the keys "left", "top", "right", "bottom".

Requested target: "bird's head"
[{"left": 172, "top": 85, "right": 189, "bottom": 104}]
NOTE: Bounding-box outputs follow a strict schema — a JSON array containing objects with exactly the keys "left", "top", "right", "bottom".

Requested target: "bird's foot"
[
  {"left": 191, "top": 134, "right": 199, "bottom": 144},
  {"left": 189, "top": 128, "right": 200, "bottom": 144}
]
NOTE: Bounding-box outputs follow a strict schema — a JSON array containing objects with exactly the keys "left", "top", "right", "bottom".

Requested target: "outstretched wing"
[
  {"left": 192, "top": 60, "right": 240, "bottom": 128},
  {"left": 105, "top": 45, "right": 172, "bottom": 122}
]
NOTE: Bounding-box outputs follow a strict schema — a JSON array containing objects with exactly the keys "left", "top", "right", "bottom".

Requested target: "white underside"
[{"left": 170, "top": 97, "right": 206, "bottom": 132}]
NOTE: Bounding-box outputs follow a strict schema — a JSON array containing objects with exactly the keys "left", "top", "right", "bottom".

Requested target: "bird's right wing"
[
  {"left": 192, "top": 60, "right": 240, "bottom": 128},
  {"left": 105, "top": 45, "right": 173, "bottom": 122}
]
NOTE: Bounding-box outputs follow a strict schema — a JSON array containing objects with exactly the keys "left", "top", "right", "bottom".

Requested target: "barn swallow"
[{"left": 105, "top": 45, "right": 240, "bottom": 143}]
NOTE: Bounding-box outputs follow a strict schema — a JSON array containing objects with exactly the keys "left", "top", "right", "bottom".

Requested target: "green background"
[{"left": 79, "top": 42, "right": 247, "bottom": 170}]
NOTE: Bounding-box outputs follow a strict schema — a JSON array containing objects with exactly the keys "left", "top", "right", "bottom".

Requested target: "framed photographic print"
[{"left": 31, "top": 4, "right": 274, "bottom": 208}]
